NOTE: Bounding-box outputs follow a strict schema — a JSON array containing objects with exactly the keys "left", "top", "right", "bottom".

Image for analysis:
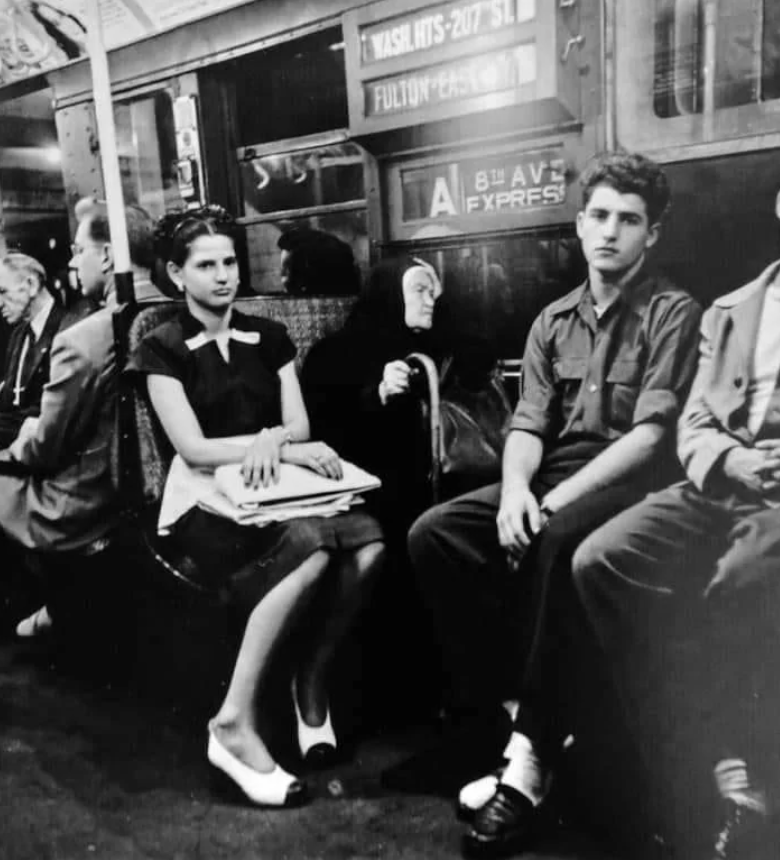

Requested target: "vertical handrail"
[
  {"left": 702, "top": 0, "right": 718, "bottom": 139},
  {"left": 601, "top": 0, "right": 617, "bottom": 151},
  {"left": 85, "top": 0, "right": 134, "bottom": 304}
]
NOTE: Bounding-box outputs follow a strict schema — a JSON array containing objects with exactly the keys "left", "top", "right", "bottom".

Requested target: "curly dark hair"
[
  {"left": 154, "top": 205, "right": 241, "bottom": 267},
  {"left": 581, "top": 152, "right": 671, "bottom": 225}
]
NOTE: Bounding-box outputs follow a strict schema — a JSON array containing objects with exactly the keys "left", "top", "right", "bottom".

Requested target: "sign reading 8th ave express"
[{"left": 402, "top": 148, "right": 567, "bottom": 220}]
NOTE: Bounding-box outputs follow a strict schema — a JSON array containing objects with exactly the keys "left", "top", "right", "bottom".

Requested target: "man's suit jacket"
[
  {"left": 0, "top": 299, "right": 92, "bottom": 446},
  {"left": 678, "top": 259, "right": 780, "bottom": 491},
  {"left": 0, "top": 304, "right": 119, "bottom": 551}
]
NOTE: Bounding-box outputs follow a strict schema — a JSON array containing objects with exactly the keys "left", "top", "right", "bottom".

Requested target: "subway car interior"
[{"left": 0, "top": 1, "right": 780, "bottom": 859}]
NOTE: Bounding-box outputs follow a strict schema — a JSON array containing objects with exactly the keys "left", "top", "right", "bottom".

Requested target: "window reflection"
[
  {"left": 654, "top": 0, "right": 780, "bottom": 117},
  {"left": 240, "top": 143, "right": 365, "bottom": 216},
  {"left": 244, "top": 211, "right": 368, "bottom": 296},
  {"left": 113, "top": 91, "right": 184, "bottom": 218}
]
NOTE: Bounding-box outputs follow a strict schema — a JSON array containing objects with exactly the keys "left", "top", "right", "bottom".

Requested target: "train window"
[
  {"left": 236, "top": 134, "right": 370, "bottom": 295},
  {"left": 0, "top": 87, "right": 71, "bottom": 300},
  {"left": 233, "top": 28, "right": 348, "bottom": 146},
  {"left": 240, "top": 142, "right": 364, "bottom": 216},
  {"left": 654, "top": 0, "right": 780, "bottom": 117},
  {"left": 244, "top": 210, "right": 368, "bottom": 297},
  {"left": 113, "top": 90, "right": 186, "bottom": 218},
  {"left": 113, "top": 90, "right": 185, "bottom": 218}
]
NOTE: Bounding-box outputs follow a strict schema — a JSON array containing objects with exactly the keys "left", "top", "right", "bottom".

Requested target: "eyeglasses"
[{"left": 70, "top": 242, "right": 101, "bottom": 258}]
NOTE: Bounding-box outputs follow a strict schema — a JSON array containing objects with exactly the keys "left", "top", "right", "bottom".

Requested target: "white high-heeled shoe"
[
  {"left": 207, "top": 730, "right": 306, "bottom": 807},
  {"left": 291, "top": 677, "right": 337, "bottom": 767}
]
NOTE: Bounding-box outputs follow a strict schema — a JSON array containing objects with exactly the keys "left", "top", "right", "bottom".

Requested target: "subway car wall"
[
  {"left": 657, "top": 151, "right": 780, "bottom": 310},
  {"left": 384, "top": 230, "right": 585, "bottom": 359}
]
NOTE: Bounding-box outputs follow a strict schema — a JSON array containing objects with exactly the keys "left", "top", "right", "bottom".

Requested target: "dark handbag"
[
  {"left": 406, "top": 352, "right": 512, "bottom": 501},
  {"left": 438, "top": 355, "right": 511, "bottom": 479}
]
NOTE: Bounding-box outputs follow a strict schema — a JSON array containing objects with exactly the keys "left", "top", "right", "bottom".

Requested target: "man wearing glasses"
[{"left": 3, "top": 199, "right": 154, "bottom": 639}]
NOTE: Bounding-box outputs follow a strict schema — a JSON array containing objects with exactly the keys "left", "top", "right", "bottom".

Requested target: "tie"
[{"left": 12, "top": 325, "right": 35, "bottom": 407}]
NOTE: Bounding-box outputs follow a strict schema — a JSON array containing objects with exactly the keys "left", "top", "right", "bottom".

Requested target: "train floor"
[
  {"left": 0, "top": 618, "right": 644, "bottom": 860},
  {"left": 1, "top": 578, "right": 777, "bottom": 860}
]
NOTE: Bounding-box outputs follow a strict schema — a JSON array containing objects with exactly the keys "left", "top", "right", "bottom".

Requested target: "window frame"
[{"left": 615, "top": 0, "right": 780, "bottom": 160}]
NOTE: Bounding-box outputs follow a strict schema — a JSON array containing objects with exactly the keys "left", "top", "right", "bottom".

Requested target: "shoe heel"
[
  {"left": 207, "top": 731, "right": 307, "bottom": 808},
  {"left": 292, "top": 677, "right": 338, "bottom": 768},
  {"left": 209, "top": 766, "right": 247, "bottom": 804}
]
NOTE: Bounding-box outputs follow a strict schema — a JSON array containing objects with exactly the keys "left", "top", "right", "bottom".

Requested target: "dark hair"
[
  {"left": 277, "top": 226, "right": 359, "bottom": 295},
  {"left": 155, "top": 205, "right": 240, "bottom": 267},
  {"left": 79, "top": 198, "right": 156, "bottom": 271},
  {"left": 580, "top": 152, "right": 670, "bottom": 225}
]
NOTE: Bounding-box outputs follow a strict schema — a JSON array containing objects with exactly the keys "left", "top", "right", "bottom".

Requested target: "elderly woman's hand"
[
  {"left": 241, "top": 428, "right": 282, "bottom": 488},
  {"left": 282, "top": 441, "right": 343, "bottom": 480},
  {"left": 379, "top": 360, "right": 412, "bottom": 404}
]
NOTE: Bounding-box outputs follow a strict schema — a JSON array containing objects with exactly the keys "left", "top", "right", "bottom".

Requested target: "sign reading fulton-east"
[
  {"left": 343, "top": 0, "right": 580, "bottom": 136},
  {"left": 366, "top": 43, "right": 536, "bottom": 116},
  {"left": 402, "top": 147, "right": 566, "bottom": 220}
]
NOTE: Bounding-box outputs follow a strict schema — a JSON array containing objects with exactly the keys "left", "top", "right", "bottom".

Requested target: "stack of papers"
[
  {"left": 214, "top": 460, "right": 381, "bottom": 508},
  {"left": 157, "top": 455, "right": 381, "bottom": 533}
]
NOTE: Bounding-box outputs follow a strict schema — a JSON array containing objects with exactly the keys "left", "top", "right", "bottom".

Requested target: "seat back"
[{"left": 116, "top": 295, "right": 357, "bottom": 510}]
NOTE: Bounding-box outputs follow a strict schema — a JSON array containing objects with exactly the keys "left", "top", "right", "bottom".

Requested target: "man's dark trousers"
[{"left": 408, "top": 439, "right": 662, "bottom": 733}]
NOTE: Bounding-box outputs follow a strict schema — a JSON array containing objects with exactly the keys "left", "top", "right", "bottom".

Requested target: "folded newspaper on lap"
[
  {"left": 157, "top": 455, "right": 380, "bottom": 533},
  {"left": 214, "top": 460, "right": 381, "bottom": 509}
]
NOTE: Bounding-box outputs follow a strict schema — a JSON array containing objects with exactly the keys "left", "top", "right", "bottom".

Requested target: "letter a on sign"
[{"left": 429, "top": 176, "right": 458, "bottom": 217}]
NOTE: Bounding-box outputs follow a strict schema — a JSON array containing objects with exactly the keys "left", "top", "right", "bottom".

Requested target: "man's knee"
[
  {"left": 408, "top": 501, "right": 453, "bottom": 566},
  {"left": 571, "top": 528, "right": 614, "bottom": 602}
]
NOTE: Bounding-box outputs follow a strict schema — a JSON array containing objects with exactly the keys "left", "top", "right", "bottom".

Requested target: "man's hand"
[
  {"left": 753, "top": 440, "right": 780, "bottom": 486},
  {"left": 497, "top": 485, "right": 545, "bottom": 562},
  {"left": 722, "top": 446, "right": 780, "bottom": 495},
  {"left": 8, "top": 417, "right": 40, "bottom": 460}
]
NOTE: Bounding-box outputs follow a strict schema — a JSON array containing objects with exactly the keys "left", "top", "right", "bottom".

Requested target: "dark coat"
[
  {"left": 0, "top": 298, "right": 93, "bottom": 448},
  {"left": 301, "top": 257, "right": 495, "bottom": 534}
]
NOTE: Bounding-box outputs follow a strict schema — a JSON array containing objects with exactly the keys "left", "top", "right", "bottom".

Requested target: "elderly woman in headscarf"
[{"left": 302, "top": 255, "right": 494, "bottom": 540}]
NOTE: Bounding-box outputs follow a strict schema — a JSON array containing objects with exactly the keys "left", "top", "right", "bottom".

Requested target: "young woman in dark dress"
[{"left": 129, "top": 207, "right": 384, "bottom": 807}]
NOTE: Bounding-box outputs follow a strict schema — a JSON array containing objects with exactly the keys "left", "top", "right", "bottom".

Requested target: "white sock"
[
  {"left": 499, "top": 733, "right": 548, "bottom": 807},
  {"left": 714, "top": 758, "right": 767, "bottom": 814}
]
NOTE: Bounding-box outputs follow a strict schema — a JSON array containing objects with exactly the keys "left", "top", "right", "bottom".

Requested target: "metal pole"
[
  {"left": 602, "top": 0, "right": 617, "bottom": 151},
  {"left": 702, "top": 0, "right": 718, "bottom": 140},
  {"left": 84, "top": 0, "right": 134, "bottom": 303}
]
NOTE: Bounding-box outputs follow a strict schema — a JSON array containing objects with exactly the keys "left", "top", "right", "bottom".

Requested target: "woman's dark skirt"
[{"left": 172, "top": 506, "right": 384, "bottom": 612}]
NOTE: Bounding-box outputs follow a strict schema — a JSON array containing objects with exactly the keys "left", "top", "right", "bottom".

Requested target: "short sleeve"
[
  {"left": 509, "top": 311, "right": 558, "bottom": 439},
  {"left": 258, "top": 319, "right": 297, "bottom": 372},
  {"left": 126, "top": 323, "right": 187, "bottom": 381}
]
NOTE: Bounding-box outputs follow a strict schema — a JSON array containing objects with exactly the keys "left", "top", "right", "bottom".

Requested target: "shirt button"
[{"left": 588, "top": 383, "right": 598, "bottom": 393}]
